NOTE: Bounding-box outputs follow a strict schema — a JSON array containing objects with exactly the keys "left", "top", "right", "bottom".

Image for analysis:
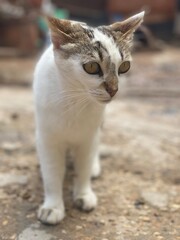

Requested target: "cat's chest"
[
  {"left": 54, "top": 103, "right": 104, "bottom": 140},
  {"left": 61, "top": 105, "right": 102, "bottom": 128}
]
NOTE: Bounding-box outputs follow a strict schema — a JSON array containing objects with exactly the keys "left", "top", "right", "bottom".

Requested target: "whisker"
[
  {"left": 60, "top": 96, "right": 89, "bottom": 118},
  {"left": 49, "top": 91, "right": 89, "bottom": 106},
  {"left": 74, "top": 98, "right": 89, "bottom": 120}
]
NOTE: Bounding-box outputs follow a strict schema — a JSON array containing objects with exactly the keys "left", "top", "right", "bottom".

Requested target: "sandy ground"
[{"left": 0, "top": 47, "right": 180, "bottom": 240}]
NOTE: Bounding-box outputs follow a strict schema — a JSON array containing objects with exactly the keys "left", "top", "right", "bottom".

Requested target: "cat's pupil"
[{"left": 91, "top": 63, "right": 95, "bottom": 71}]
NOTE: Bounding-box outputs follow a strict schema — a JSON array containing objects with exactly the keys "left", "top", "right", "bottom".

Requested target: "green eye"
[
  {"left": 118, "top": 61, "right": 130, "bottom": 74},
  {"left": 83, "top": 62, "right": 101, "bottom": 75}
]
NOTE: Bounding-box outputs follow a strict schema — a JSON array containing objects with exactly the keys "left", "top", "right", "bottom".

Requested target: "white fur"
[{"left": 34, "top": 30, "right": 124, "bottom": 225}]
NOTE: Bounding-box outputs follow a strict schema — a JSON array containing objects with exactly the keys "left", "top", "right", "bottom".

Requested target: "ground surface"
[{"left": 0, "top": 47, "right": 180, "bottom": 240}]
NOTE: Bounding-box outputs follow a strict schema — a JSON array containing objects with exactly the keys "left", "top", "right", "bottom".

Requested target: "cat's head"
[{"left": 47, "top": 12, "right": 144, "bottom": 104}]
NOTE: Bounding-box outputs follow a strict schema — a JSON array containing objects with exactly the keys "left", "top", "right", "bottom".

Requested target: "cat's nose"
[{"left": 104, "top": 82, "right": 118, "bottom": 97}]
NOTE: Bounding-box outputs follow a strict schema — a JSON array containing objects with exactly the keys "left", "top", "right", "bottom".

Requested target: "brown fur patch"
[{"left": 47, "top": 16, "right": 93, "bottom": 49}]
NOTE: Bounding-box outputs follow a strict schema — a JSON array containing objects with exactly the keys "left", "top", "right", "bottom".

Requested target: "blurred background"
[
  {"left": 0, "top": 0, "right": 180, "bottom": 88},
  {"left": 0, "top": 1, "right": 180, "bottom": 240},
  {"left": 0, "top": 0, "right": 179, "bottom": 56}
]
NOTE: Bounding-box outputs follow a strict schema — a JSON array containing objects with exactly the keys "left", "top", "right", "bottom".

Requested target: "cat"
[{"left": 33, "top": 11, "right": 144, "bottom": 225}]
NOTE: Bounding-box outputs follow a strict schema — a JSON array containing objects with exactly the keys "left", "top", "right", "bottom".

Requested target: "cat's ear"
[
  {"left": 110, "top": 11, "right": 145, "bottom": 38},
  {"left": 47, "top": 16, "right": 83, "bottom": 49}
]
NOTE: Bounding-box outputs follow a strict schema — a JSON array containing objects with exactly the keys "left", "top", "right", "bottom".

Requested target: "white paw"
[
  {"left": 38, "top": 206, "right": 65, "bottom": 225},
  {"left": 91, "top": 157, "right": 101, "bottom": 179},
  {"left": 74, "top": 190, "right": 97, "bottom": 212}
]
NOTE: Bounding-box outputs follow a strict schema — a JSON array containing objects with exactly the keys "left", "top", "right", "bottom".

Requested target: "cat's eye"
[
  {"left": 118, "top": 61, "right": 130, "bottom": 74},
  {"left": 83, "top": 62, "right": 101, "bottom": 75}
]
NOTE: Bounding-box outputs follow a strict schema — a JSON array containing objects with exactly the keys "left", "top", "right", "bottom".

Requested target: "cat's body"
[{"left": 34, "top": 12, "right": 144, "bottom": 225}]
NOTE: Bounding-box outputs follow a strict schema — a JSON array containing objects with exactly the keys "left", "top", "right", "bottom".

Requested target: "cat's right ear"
[
  {"left": 110, "top": 11, "right": 145, "bottom": 39},
  {"left": 46, "top": 16, "right": 74, "bottom": 49}
]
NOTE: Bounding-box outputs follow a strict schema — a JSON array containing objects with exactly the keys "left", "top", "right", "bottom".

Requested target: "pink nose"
[{"left": 104, "top": 83, "right": 118, "bottom": 97}]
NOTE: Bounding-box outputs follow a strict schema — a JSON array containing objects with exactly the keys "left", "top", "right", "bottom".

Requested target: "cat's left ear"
[
  {"left": 110, "top": 11, "right": 145, "bottom": 38},
  {"left": 47, "top": 16, "right": 84, "bottom": 49}
]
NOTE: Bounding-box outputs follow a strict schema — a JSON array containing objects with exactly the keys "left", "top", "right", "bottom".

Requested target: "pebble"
[
  {"left": 153, "top": 232, "right": 161, "bottom": 236},
  {"left": 26, "top": 213, "right": 35, "bottom": 219},
  {"left": 0, "top": 173, "right": 28, "bottom": 187},
  {"left": 62, "top": 230, "right": 67, "bottom": 234},
  {"left": 139, "top": 216, "right": 151, "bottom": 222},
  {"left": 157, "top": 237, "right": 164, "bottom": 240},
  {"left": 2, "top": 220, "right": 8, "bottom": 226},
  {"left": 1, "top": 142, "right": 22, "bottom": 152},
  {"left": 10, "top": 234, "right": 16, "bottom": 240},
  {"left": 171, "top": 204, "right": 180, "bottom": 211},
  {"left": 141, "top": 191, "right": 168, "bottom": 209},
  {"left": 21, "top": 189, "right": 31, "bottom": 200},
  {"left": 75, "top": 225, "right": 82, "bottom": 230},
  {"left": 100, "top": 219, "right": 106, "bottom": 225},
  {"left": 108, "top": 218, "right": 115, "bottom": 222},
  {"left": 18, "top": 224, "right": 55, "bottom": 240},
  {"left": 11, "top": 112, "right": 19, "bottom": 120}
]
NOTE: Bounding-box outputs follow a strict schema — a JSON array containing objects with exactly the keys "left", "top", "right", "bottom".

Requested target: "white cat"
[{"left": 33, "top": 12, "right": 144, "bottom": 225}]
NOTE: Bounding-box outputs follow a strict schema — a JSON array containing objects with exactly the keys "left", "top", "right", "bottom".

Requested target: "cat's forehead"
[
  {"left": 92, "top": 28, "right": 122, "bottom": 65},
  {"left": 59, "top": 23, "right": 129, "bottom": 64}
]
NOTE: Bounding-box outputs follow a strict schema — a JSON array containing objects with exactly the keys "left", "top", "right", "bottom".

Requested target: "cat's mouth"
[{"left": 88, "top": 89, "right": 112, "bottom": 104}]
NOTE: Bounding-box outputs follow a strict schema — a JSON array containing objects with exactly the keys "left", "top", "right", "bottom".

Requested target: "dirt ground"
[{"left": 0, "top": 47, "right": 180, "bottom": 240}]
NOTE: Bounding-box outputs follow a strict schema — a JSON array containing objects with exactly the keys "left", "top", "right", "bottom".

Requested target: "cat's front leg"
[
  {"left": 36, "top": 132, "right": 66, "bottom": 225},
  {"left": 91, "top": 152, "right": 101, "bottom": 179},
  {"left": 73, "top": 135, "right": 99, "bottom": 212},
  {"left": 91, "top": 129, "right": 101, "bottom": 178}
]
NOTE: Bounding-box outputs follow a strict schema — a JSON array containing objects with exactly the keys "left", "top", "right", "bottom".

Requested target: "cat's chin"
[{"left": 98, "top": 99, "right": 111, "bottom": 104}]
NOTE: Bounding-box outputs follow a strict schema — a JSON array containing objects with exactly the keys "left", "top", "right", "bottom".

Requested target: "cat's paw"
[
  {"left": 38, "top": 206, "right": 65, "bottom": 225},
  {"left": 74, "top": 190, "right": 97, "bottom": 212},
  {"left": 91, "top": 157, "right": 101, "bottom": 179}
]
